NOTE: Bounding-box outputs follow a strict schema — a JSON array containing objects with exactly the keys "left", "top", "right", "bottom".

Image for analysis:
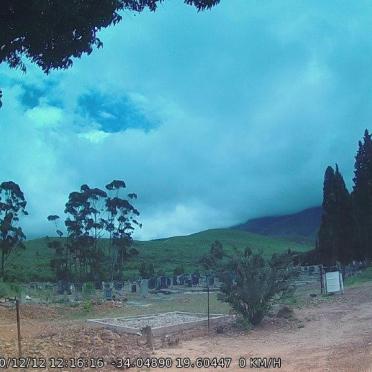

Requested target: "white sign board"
[{"left": 325, "top": 271, "right": 343, "bottom": 293}]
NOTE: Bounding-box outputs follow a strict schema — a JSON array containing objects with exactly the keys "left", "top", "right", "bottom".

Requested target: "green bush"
[
  {"left": 173, "top": 265, "right": 185, "bottom": 276},
  {"left": 0, "top": 282, "right": 21, "bottom": 298},
  {"left": 82, "top": 299, "right": 93, "bottom": 312},
  {"left": 139, "top": 262, "right": 155, "bottom": 279},
  {"left": 216, "top": 249, "right": 296, "bottom": 326},
  {"left": 82, "top": 282, "right": 95, "bottom": 296}
]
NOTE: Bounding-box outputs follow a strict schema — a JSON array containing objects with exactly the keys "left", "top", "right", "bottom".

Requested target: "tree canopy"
[
  {"left": 317, "top": 165, "right": 356, "bottom": 265},
  {"left": 352, "top": 129, "right": 372, "bottom": 259},
  {"left": 0, "top": 181, "right": 28, "bottom": 279},
  {"left": 0, "top": 0, "right": 221, "bottom": 74}
]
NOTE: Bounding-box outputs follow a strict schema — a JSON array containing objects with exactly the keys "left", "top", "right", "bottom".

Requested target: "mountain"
[{"left": 233, "top": 206, "right": 322, "bottom": 242}]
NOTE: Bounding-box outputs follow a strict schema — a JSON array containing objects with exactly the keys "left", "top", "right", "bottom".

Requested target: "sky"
[{"left": 1, "top": 0, "right": 372, "bottom": 240}]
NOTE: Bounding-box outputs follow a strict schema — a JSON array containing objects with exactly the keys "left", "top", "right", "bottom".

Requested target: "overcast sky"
[{"left": 0, "top": 0, "right": 371, "bottom": 240}]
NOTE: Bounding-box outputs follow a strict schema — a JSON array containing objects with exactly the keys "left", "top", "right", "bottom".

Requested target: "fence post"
[
  {"left": 16, "top": 299, "right": 22, "bottom": 358},
  {"left": 207, "top": 282, "right": 210, "bottom": 333}
]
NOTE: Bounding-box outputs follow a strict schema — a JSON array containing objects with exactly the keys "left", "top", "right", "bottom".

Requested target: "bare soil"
[
  {"left": 0, "top": 283, "right": 371, "bottom": 371},
  {"left": 156, "top": 282, "right": 372, "bottom": 371}
]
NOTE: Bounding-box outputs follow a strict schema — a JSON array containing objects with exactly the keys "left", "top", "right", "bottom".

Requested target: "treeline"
[
  {"left": 314, "top": 129, "right": 372, "bottom": 265},
  {"left": 0, "top": 179, "right": 141, "bottom": 282}
]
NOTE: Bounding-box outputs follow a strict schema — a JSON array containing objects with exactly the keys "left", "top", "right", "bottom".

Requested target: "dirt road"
[{"left": 156, "top": 283, "right": 372, "bottom": 371}]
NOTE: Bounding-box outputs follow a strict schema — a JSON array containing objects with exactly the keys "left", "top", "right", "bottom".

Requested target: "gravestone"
[
  {"left": 56, "top": 280, "right": 64, "bottom": 295},
  {"left": 74, "top": 282, "right": 83, "bottom": 292},
  {"left": 114, "top": 281, "right": 123, "bottom": 291},
  {"left": 208, "top": 276, "right": 215, "bottom": 286},
  {"left": 160, "top": 276, "right": 167, "bottom": 288},
  {"left": 140, "top": 279, "right": 149, "bottom": 297},
  {"left": 104, "top": 287, "right": 113, "bottom": 300},
  {"left": 192, "top": 274, "right": 199, "bottom": 286},
  {"left": 56, "top": 280, "right": 71, "bottom": 295},
  {"left": 184, "top": 274, "right": 192, "bottom": 287},
  {"left": 148, "top": 277, "right": 156, "bottom": 289},
  {"left": 131, "top": 283, "right": 137, "bottom": 293}
]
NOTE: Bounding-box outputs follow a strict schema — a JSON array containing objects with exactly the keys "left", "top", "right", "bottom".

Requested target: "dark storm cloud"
[{"left": 0, "top": 0, "right": 372, "bottom": 239}]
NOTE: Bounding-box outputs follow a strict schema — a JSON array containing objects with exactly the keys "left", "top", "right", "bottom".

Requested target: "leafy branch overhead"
[{"left": 0, "top": 0, "right": 221, "bottom": 74}]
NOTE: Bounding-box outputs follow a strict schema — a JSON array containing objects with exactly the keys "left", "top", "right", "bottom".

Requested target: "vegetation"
[
  {"left": 316, "top": 129, "right": 372, "bottom": 265},
  {"left": 47, "top": 180, "right": 140, "bottom": 283},
  {"left": 352, "top": 129, "right": 372, "bottom": 260},
  {"left": 0, "top": 181, "right": 28, "bottom": 279},
  {"left": 345, "top": 267, "right": 372, "bottom": 287},
  {"left": 0, "top": 281, "right": 21, "bottom": 298},
  {"left": 317, "top": 165, "right": 356, "bottom": 265},
  {"left": 138, "top": 262, "right": 155, "bottom": 278},
  {"left": 201, "top": 243, "right": 297, "bottom": 326},
  {"left": 5, "top": 229, "right": 311, "bottom": 282},
  {"left": 0, "top": 1, "right": 220, "bottom": 73},
  {"left": 0, "top": 0, "right": 221, "bottom": 108}
]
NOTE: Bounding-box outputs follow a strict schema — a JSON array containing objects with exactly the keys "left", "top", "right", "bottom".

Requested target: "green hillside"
[{"left": 5, "top": 228, "right": 312, "bottom": 282}]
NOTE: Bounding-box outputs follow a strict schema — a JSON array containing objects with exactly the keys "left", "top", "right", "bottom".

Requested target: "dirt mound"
[{"left": 0, "top": 323, "right": 150, "bottom": 371}]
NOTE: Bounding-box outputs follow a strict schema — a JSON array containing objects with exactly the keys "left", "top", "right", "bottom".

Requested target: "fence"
[{"left": 294, "top": 261, "right": 369, "bottom": 290}]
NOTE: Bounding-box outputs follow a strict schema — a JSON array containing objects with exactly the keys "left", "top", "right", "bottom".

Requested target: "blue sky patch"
[{"left": 78, "top": 90, "right": 157, "bottom": 133}]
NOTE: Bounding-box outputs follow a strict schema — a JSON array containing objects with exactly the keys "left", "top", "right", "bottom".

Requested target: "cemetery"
[{"left": 1, "top": 265, "right": 372, "bottom": 371}]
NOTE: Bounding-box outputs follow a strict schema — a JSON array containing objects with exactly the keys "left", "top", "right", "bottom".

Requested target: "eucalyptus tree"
[
  {"left": 0, "top": 181, "right": 28, "bottom": 279},
  {"left": 105, "top": 180, "right": 141, "bottom": 280},
  {"left": 64, "top": 185, "right": 107, "bottom": 281},
  {"left": 48, "top": 180, "right": 140, "bottom": 282},
  {"left": 46, "top": 215, "right": 68, "bottom": 281}
]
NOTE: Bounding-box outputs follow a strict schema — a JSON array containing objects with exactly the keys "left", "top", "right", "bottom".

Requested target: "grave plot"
[{"left": 88, "top": 311, "right": 233, "bottom": 336}]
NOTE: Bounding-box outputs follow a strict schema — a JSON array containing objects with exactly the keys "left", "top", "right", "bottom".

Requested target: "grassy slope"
[
  {"left": 345, "top": 267, "right": 372, "bottom": 287},
  {"left": 6, "top": 228, "right": 312, "bottom": 282}
]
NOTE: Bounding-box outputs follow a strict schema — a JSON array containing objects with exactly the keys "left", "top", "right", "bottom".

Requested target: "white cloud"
[
  {"left": 25, "top": 105, "right": 63, "bottom": 127},
  {"left": 79, "top": 129, "right": 111, "bottom": 143}
]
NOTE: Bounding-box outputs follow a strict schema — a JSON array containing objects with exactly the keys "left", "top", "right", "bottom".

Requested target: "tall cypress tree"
[
  {"left": 352, "top": 129, "right": 372, "bottom": 259},
  {"left": 317, "top": 165, "right": 355, "bottom": 265},
  {"left": 333, "top": 165, "right": 355, "bottom": 264},
  {"left": 317, "top": 166, "right": 337, "bottom": 265}
]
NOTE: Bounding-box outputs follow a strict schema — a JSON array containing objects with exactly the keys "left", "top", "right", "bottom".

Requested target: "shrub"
[
  {"left": 173, "top": 265, "right": 185, "bottom": 276},
  {"left": 139, "top": 262, "right": 155, "bottom": 279},
  {"left": 129, "top": 247, "right": 139, "bottom": 256},
  {"left": 217, "top": 249, "right": 297, "bottom": 326},
  {"left": 82, "top": 282, "right": 95, "bottom": 296},
  {"left": 0, "top": 282, "right": 21, "bottom": 298},
  {"left": 83, "top": 299, "right": 93, "bottom": 312}
]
